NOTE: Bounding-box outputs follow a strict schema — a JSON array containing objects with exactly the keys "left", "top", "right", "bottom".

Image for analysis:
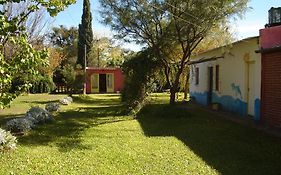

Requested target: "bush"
[
  {"left": 45, "top": 103, "right": 60, "bottom": 112},
  {"left": 5, "top": 107, "right": 54, "bottom": 134},
  {"left": 60, "top": 96, "right": 73, "bottom": 105},
  {"left": 0, "top": 128, "right": 17, "bottom": 152},
  {"left": 25, "top": 107, "right": 54, "bottom": 124},
  {"left": 6, "top": 118, "right": 33, "bottom": 133},
  {"left": 121, "top": 49, "right": 160, "bottom": 112}
]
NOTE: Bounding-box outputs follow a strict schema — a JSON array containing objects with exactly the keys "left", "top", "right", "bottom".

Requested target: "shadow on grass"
[
  {"left": 0, "top": 114, "right": 25, "bottom": 127},
  {"left": 137, "top": 103, "right": 281, "bottom": 175},
  {"left": 72, "top": 95, "right": 122, "bottom": 106},
  {"left": 21, "top": 100, "right": 59, "bottom": 105},
  {"left": 18, "top": 96, "right": 129, "bottom": 152}
]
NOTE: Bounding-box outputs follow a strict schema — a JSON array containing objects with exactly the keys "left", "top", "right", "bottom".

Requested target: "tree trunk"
[
  {"left": 170, "top": 87, "right": 176, "bottom": 104},
  {"left": 184, "top": 71, "right": 190, "bottom": 100}
]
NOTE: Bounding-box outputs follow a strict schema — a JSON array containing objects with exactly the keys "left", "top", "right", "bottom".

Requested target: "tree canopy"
[{"left": 99, "top": 0, "right": 249, "bottom": 104}]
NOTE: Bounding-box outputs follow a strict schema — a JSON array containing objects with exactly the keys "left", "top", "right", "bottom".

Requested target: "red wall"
[
  {"left": 86, "top": 68, "right": 124, "bottom": 93},
  {"left": 261, "top": 51, "right": 281, "bottom": 127},
  {"left": 260, "top": 25, "right": 281, "bottom": 49},
  {"left": 260, "top": 25, "right": 281, "bottom": 128}
]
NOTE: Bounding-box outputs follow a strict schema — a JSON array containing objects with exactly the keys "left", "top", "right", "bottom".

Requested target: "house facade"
[
  {"left": 189, "top": 37, "right": 261, "bottom": 120},
  {"left": 85, "top": 67, "right": 124, "bottom": 93}
]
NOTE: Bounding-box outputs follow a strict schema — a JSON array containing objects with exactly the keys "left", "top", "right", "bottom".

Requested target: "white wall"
[{"left": 189, "top": 37, "right": 261, "bottom": 118}]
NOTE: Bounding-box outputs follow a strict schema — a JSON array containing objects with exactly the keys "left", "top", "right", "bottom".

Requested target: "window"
[
  {"left": 195, "top": 67, "right": 199, "bottom": 85},
  {"left": 215, "top": 65, "right": 219, "bottom": 91}
]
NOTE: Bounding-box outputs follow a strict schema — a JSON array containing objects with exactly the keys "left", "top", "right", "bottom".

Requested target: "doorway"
[
  {"left": 208, "top": 67, "right": 213, "bottom": 105},
  {"left": 99, "top": 74, "right": 107, "bottom": 93}
]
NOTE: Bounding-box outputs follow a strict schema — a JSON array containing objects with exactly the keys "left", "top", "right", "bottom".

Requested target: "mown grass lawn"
[{"left": 0, "top": 93, "right": 281, "bottom": 174}]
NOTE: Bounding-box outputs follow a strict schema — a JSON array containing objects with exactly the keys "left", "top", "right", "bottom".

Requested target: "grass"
[{"left": 0, "top": 93, "right": 281, "bottom": 174}]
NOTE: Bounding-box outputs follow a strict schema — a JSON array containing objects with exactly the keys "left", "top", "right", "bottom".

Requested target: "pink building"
[{"left": 85, "top": 67, "right": 124, "bottom": 93}]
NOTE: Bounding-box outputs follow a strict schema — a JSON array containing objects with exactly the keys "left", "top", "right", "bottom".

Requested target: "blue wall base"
[{"left": 190, "top": 91, "right": 248, "bottom": 117}]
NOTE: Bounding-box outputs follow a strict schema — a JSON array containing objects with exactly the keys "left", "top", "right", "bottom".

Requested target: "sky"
[{"left": 53, "top": 0, "right": 281, "bottom": 51}]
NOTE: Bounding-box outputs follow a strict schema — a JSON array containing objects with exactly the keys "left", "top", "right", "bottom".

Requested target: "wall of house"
[
  {"left": 189, "top": 38, "right": 261, "bottom": 119},
  {"left": 260, "top": 25, "right": 281, "bottom": 128},
  {"left": 86, "top": 68, "right": 124, "bottom": 93},
  {"left": 260, "top": 25, "right": 281, "bottom": 48}
]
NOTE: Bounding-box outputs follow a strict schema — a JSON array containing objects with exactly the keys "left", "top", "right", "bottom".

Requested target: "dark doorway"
[
  {"left": 208, "top": 67, "right": 213, "bottom": 105},
  {"left": 99, "top": 74, "right": 107, "bottom": 93}
]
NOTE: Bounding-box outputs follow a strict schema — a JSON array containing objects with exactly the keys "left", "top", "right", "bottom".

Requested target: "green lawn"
[{"left": 0, "top": 93, "right": 281, "bottom": 174}]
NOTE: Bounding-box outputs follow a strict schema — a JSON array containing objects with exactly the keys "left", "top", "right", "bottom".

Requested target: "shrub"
[
  {"left": 45, "top": 103, "right": 60, "bottom": 112},
  {"left": 6, "top": 118, "right": 33, "bottom": 133},
  {"left": 25, "top": 107, "right": 54, "bottom": 124},
  {"left": 60, "top": 96, "right": 73, "bottom": 105},
  {"left": 0, "top": 128, "right": 17, "bottom": 152},
  {"left": 121, "top": 49, "right": 160, "bottom": 113}
]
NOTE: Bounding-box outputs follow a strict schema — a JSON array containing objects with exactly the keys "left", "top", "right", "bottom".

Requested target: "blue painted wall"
[
  {"left": 190, "top": 91, "right": 248, "bottom": 117},
  {"left": 212, "top": 93, "right": 248, "bottom": 116},
  {"left": 254, "top": 99, "right": 261, "bottom": 121},
  {"left": 190, "top": 92, "right": 263, "bottom": 119},
  {"left": 190, "top": 92, "right": 208, "bottom": 106}
]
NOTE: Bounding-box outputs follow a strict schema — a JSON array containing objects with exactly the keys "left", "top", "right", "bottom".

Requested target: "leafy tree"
[
  {"left": 0, "top": 0, "right": 75, "bottom": 108},
  {"left": 122, "top": 49, "right": 160, "bottom": 110},
  {"left": 99, "top": 0, "right": 248, "bottom": 104},
  {"left": 2, "top": 0, "right": 53, "bottom": 45},
  {"left": 88, "top": 37, "right": 127, "bottom": 68},
  {"left": 77, "top": 0, "right": 93, "bottom": 68},
  {"left": 49, "top": 25, "right": 78, "bottom": 66}
]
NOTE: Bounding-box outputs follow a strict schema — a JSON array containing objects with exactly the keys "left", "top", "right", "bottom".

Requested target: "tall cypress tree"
[{"left": 77, "top": 0, "right": 93, "bottom": 68}]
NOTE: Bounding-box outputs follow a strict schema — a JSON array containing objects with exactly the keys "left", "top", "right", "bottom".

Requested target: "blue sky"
[{"left": 53, "top": 0, "right": 281, "bottom": 50}]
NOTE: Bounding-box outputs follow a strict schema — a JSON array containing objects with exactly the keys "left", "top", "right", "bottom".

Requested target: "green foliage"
[
  {"left": 61, "top": 64, "right": 84, "bottom": 94},
  {"left": 77, "top": 0, "right": 93, "bottom": 68},
  {"left": 49, "top": 25, "right": 78, "bottom": 62},
  {"left": 0, "top": 36, "right": 49, "bottom": 108},
  {"left": 88, "top": 37, "right": 128, "bottom": 68},
  {"left": 0, "top": 0, "right": 75, "bottom": 108},
  {"left": 121, "top": 49, "right": 160, "bottom": 109}
]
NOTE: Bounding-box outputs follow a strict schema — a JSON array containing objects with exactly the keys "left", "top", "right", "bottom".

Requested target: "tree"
[
  {"left": 88, "top": 36, "right": 127, "bottom": 68},
  {"left": 77, "top": 0, "right": 93, "bottom": 68},
  {"left": 0, "top": 0, "right": 75, "bottom": 108},
  {"left": 122, "top": 49, "right": 160, "bottom": 109},
  {"left": 99, "top": 0, "right": 248, "bottom": 104},
  {"left": 2, "top": 0, "right": 53, "bottom": 45},
  {"left": 49, "top": 25, "right": 78, "bottom": 66}
]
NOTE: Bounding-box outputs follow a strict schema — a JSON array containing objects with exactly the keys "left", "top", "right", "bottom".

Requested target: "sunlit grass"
[{"left": 0, "top": 93, "right": 280, "bottom": 174}]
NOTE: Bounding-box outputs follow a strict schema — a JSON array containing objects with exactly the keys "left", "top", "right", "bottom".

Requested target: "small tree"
[{"left": 122, "top": 49, "right": 160, "bottom": 108}]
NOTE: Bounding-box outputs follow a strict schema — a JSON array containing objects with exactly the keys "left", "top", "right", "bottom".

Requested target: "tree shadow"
[
  {"left": 72, "top": 95, "right": 122, "bottom": 106},
  {"left": 18, "top": 96, "right": 129, "bottom": 152},
  {"left": 137, "top": 103, "right": 281, "bottom": 175},
  {"left": 21, "top": 100, "right": 59, "bottom": 105},
  {"left": 0, "top": 114, "right": 25, "bottom": 127}
]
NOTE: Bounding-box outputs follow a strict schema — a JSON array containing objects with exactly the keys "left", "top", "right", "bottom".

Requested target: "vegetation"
[
  {"left": 0, "top": 94, "right": 281, "bottom": 174},
  {"left": 77, "top": 0, "right": 93, "bottom": 68},
  {"left": 0, "top": 0, "right": 75, "bottom": 108},
  {"left": 99, "top": 0, "right": 249, "bottom": 104},
  {"left": 0, "top": 128, "right": 17, "bottom": 152},
  {"left": 121, "top": 49, "right": 163, "bottom": 112}
]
